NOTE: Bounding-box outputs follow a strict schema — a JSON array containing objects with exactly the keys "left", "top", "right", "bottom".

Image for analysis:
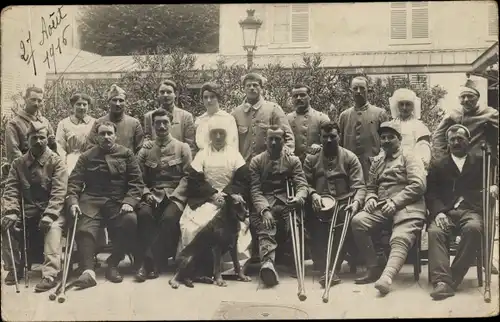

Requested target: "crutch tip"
[
  {"left": 49, "top": 293, "right": 57, "bottom": 301},
  {"left": 58, "top": 295, "right": 66, "bottom": 303},
  {"left": 322, "top": 297, "right": 329, "bottom": 303},
  {"left": 16, "top": 290, "right": 20, "bottom": 294},
  {"left": 298, "top": 294, "right": 307, "bottom": 301}
]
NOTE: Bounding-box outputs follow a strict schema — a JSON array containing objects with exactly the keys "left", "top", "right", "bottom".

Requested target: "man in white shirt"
[{"left": 426, "top": 124, "right": 498, "bottom": 300}]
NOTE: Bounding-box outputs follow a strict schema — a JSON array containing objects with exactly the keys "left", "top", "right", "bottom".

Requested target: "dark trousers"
[
  {"left": 136, "top": 199, "right": 183, "bottom": 269},
  {"left": 428, "top": 206, "right": 482, "bottom": 286},
  {"left": 75, "top": 201, "right": 138, "bottom": 271}
]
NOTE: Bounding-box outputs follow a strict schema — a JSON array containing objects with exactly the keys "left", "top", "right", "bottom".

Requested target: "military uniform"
[
  {"left": 144, "top": 106, "right": 196, "bottom": 156},
  {"left": 286, "top": 106, "right": 330, "bottom": 163},
  {"left": 1, "top": 148, "right": 67, "bottom": 281},
  {"left": 338, "top": 103, "right": 389, "bottom": 181},
  {"left": 4, "top": 109, "right": 55, "bottom": 162},
  {"left": 87, "top": 113, "right": 144, "bottom": 154},
  {"left": 66, "top": 144, "right": 144, "bottom": 272},
  {"left": 303, "top": 147, "right": 366, "bottom": 272},
  {"left": 249, "top": 151, "right": 308, "bottom": 266},
  {"left": 136, "top": 136, "right": 192, "bottom": 269},
  {"left": 232, "top": 98, "right": 295, "bottom": 163}
]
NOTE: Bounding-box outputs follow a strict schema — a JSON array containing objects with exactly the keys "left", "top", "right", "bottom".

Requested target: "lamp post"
[{"left": 239, "top": 9, "right": 263, "bottom": 70}]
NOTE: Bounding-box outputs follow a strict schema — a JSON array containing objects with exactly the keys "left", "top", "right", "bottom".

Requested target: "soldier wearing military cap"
[
  {"left": 248, "top": 124, "right": 308, "bottom": 287},
  {"left": 432, "top": 76, "right": 498, "bottom": 163},
  {"left": 426, "top": 124, "right": 499, "bottom": 300},
  {"left": 1, "top": 121, "right": 68, "bottom": 292},
  {"left": 286, "top": 84, "right": 330, "bottom": 163},
  {"left": 86, "top": 84, "right": 144, "bottom": 154},
  {"left": 350, "top": 121, "right": 427, "bottom": 295},
  {"left": 5, "top": 86, "right": 58, "bottom": 163}
]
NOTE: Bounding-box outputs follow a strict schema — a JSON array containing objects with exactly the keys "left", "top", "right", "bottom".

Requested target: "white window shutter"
[
  {"left": 488, "top": 2, "right": 498, "bottom": 37},
  {"left": 273, "top": 5, "right": 290, "bottom": 44},
  {"left": 391, "top": 2, "right": 408, "bottom": 40},
  {"left": 411, "top": 2, "right": 429, "bottom": 39},
  {"left": 410, "top": 74, "right": 428, "bottom": 89},
  {"left": 291, "top": 4, "right": 309, "bottom": 43}
]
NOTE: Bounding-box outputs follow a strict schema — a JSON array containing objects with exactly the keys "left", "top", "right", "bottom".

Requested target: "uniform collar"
[
  {"left": 384, "top": 148, "right": 402, "bottom": 161},
  {"left": 70, "top": 114, "right": 92, "bottom": 125},
  {"left": 243, "top": 97, "right": 264, "bottom": 113},
  {"left": 26, "top": 148, "right": 51, "bottom": 167},
  {"left": 354, "top": 102, "right": 369, "bottom": 112},
  {"left": 295, "top": 105, "right": 310, "bottom": 115},
  {"left": 17, "top": 108, "right": 42, "bottom": 123},
  {"left": 155, "top": 134, "right": 173, "bottom": 147}
]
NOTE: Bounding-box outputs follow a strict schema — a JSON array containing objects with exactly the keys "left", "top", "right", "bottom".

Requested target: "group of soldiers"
[{"left": 1, "top": 72, "right": 498, "bottom": 302}]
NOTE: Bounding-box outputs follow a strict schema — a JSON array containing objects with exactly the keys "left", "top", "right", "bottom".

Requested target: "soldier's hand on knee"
[
  {"left": 39, "top": 215, "right": 54, "bottom": 232},
  {"left": 262, "top": 210, "right": 275, "bottom": 230},
  {"left": 435, "top": 213, "right": 451, "bottom": 231},
  {"left": 144, "top": 193, "right": 156, "bottom": 206},
  {"left": 363, "top": 198, "right": 377, "bottom": 213},
  {"left": 311, "top": 193, "right": 323, "bottom": 212},
  {"left": 489, "top": 185, "right": 499, "bottom": 200},
  {"left": 1, "top": 214, "right": 19, "bottom": 231},
  {"left": 120, "top": 203, "right": 134, "bottom": 214},
  {"left": 381, "top": 199, "right": 396, "bottom": 216},
  {"left": 70, "top": 205, "right": 82, "bottom": 218},
  {"left": 309, "top": 144, "right": 322, "bottom": 155}
]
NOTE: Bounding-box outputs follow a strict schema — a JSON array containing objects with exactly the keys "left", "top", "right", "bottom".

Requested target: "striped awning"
[{"left": 46, "top": 47, "right": 489, "bottom": 80}]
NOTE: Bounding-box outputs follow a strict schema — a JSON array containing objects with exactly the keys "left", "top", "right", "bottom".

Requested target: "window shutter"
[
  {"left": 488, "top": 2, "right": 498, "bottom": 37},
  {"left": 410, "top": 74, "right": 428, "bottom": 90},
  {"left": 411, "top": 2, "right": 429, "bottom": 39},
  {"left": 291, "top": 4, "right": 309, "bottom": 43},
  {"left": 391, "top": 2, "right": 407, "bottom": 40},
  {"left": 273, "top": 5, "right": 290, "bottom": 44}
]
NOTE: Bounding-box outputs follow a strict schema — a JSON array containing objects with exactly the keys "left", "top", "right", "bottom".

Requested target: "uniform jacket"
[
  {"left": 425, "top": 152, "right": 493, "bottom": 222},
  {"left": 5, "top": 109, "right": 55, "bottom": 162},
  {"left": 144, "top": 106, "right": 196, "bottom": 156},
  {"left": 338, "top": 103, "right": 389, "bottom": 181},
  {"left": 303, "top": 147, "right": 366, "bottom": 206},
  {"left": 432, "top": 105, "right": 498, "bottom": 162},
  {"left": 231, "top": 97, "right": 295, "bottom": 163},
  {"left": 249, "top": 150, "right": 308, "bottom": 215},
  {"left": 365, "top": 148, "right": 427, "bottom": 223},
  {"left": 287, "top": 106, "right": 330, "bottom": 162},
  {"left": 2, "top": 148, "right": 67, "bottom": 219},
  {"left": 66, "top": 144, "right": 144, "bottom": 218},
  {"left": 137, "top": 136, "right": 192, "bottom": 211},
  {"left": 86, "top": 113, "right": 144, "bottom": 154}
]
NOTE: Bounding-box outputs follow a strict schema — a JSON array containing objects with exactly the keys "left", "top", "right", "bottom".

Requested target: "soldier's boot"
[
  {"left": 74, "top": 269, "right": 97, "bottom": 289},
  {"left": 35, "top": 276, "right": 58, "bottom": 293},
  {"left": 319, "top": 273, "right": 341, "bottom": 289},
  {"left": 260, "top": 260, "right": 279, "bottom": 287},
  {"left": 4, "top": 269, "right": 23, "bottom": 286}
]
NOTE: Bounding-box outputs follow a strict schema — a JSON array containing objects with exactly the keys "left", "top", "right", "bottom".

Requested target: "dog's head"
[{"left": 224, "top": 194, "right": 249, "bottom": 222}]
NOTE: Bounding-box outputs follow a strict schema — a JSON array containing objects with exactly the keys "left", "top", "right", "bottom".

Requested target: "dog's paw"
[
  {"left": 214, "top": 278, "right": 227, "bottom": 287},
  {"left": 237, "top": 274, "right": 252, "bottom": 282},
  {"left": 169, "top": 279, "right": 180, "bottom": 289}
]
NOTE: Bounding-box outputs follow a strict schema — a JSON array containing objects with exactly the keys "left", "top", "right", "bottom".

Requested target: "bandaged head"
[
  {"left": 459, "top": 78, "right": 480, "bottom": 98},
  {"left": 446, "top": 124, "right": 471, "bottom": 141},
  {"left": 389, "top": 88, "right": 421, "bottom": 120},
  {"left": 107, "top": 84, "right": 126, "bottom": 101}
]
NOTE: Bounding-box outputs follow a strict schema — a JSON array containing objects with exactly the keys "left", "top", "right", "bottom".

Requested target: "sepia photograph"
[{"left": 0, "top": 2, "right": 498, "bottom": 320}]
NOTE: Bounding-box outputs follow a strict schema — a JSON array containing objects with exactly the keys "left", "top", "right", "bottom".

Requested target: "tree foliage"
[{"left": 78, "top": 5, "right": 219, "bottom": 55}]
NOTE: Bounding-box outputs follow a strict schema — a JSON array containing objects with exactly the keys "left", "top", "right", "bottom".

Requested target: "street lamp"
[{"left": 239, "top": 9, "right": 263, "bottom": 70}]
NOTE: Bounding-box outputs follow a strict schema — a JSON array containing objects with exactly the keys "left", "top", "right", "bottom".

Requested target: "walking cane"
[
  {"left": 6, "top": 229, "right": 20, "bottom": 293},
  {"left": 20, "top": 196, "right": 29, "bottom": 288},
  {"left": 286, "top": 179, "right": 307, "bottom": 301}
]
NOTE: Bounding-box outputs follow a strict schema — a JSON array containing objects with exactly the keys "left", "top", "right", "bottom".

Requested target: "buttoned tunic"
[
  {"left": 287, "top": 106, "right": 330, "bottom": 162},
  {"left": 231, "top": 98, "right": 295, "bottom": 163}
]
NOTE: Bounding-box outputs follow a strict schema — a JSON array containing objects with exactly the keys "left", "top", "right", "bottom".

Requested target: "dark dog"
[{"left": 169, "top": 194, "right": 252, "bottom": 289}]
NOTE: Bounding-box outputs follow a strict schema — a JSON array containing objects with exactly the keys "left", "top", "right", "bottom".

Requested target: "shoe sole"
[
  {"left": 260, "top": 268, "right": 278, "bottom": 287},
  {"left": 430, "top": 292, "right": 455, "bottom": 300}
]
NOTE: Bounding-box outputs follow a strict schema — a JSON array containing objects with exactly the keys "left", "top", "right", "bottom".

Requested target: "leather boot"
[
  {"left": 354, "top": 266, "right": 384, "bottom": 284},
  {"left": 135, "top": 264, "right": 147, "bottom": 283}
]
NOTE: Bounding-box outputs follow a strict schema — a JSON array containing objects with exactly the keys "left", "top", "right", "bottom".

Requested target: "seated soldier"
[
  {"left": 427, "top": 124, "right": 499, "bottom": 300},
  {"left": 1, "top": 122, "right": 67, "bottom": 292},
  {"left": 351, "top": 121, "right": 427, "bottom": 295},
  {"left": 303, "top": 121, "right": 366, "bottom": 287},
  {"left": 66, "top": 121, "right": 144, "bottom": 289},
  {"left": 135, "top": 109, "right": 192, "bottom": 282},
  {"left": 249, "top": 124, "right": 309, "bottom": 287}
]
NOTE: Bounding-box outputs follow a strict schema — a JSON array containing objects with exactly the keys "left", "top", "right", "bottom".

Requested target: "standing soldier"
[
  {"left": 67, "top": 121, "right": 144, "bottom": 288},
  {"left": 232, "top": 73, "right": 295, "bottom": 164},
  {"left": 135, "top": 109, "right": 192, "bottom": 281},
  {"left": 338, "top": 76, "right": 389, "bottom": 181},
  {"left": 249, "top": 125, "right": 308, "bottom": 287},
  {"left": 286, "top": 84, "right": 330, "bottom": 163},
  {"left": 303, "top": 121, "right": 366, "bottom": 287},
  {"left": 86, "top": 84, "right": 144, "bottom": 154},
  {"left": 5, "top": 86, "right": 58, "bottom": 162},
  {"left": 432, "top": 77, "right": 498, "bottom": 162},
  {"left": 143, "top": 80, "right": 197, "bottom": 156},
  {"left": 1, "top": 122, "right": 67, "bottom": 292}
]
